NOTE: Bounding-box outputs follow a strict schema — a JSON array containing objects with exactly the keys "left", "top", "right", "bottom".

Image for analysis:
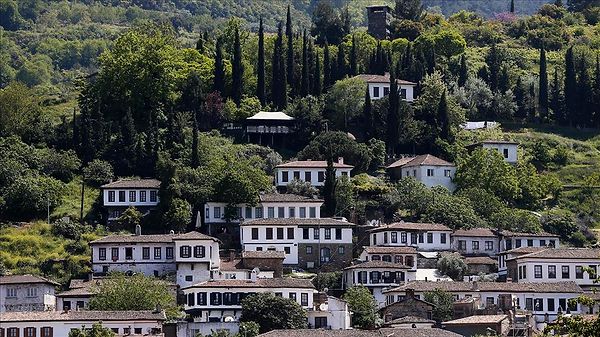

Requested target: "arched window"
[{"left": 320, "top": 247, "right": 331, "bottom": 262}]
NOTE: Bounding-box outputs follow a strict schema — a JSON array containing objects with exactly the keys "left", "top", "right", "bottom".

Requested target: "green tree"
[
  {"left": 271, "top": 22, "right": 287, "bottom": 110},
  {"left": 313, "top": 271, "right": 343, "bottom": 291},
  {"left": 240, "top": 293, "right": 308, "bottom": 333},
  {"left": 286, "top": 5, "right": 295, "bottom": 95},
  {"left": 387, "top": 69, "right": 401, "bottom": 155},
  {"left": 256, "top": 17, "right": 266, "bottom": 105},
  {"left": 0, "top": 82, "right": 47, "bottom": 140},
  {"left": 458, "top": 54, "right": 468, "bottom": 87},
  {"left": 336, "top": 43, "right": 347, "bottom": 80},
  {"left": 162, "top": 198, "right": 191, "bottom": 232},
  {"left": 323, "top": 156, "right": 338, "bottom": 217},
  {"left": 539, "top": 44, "right": 549, "bottom": 122},
  {"left": 343, "top": 286, "right": 380, "bottom": 329},
  {"left": 301, "top": 30, "right": 310, "bottom": 97},
  {"left": 311, "top": 0, "right": 344, "bottom": 45},
  {"left": 89, "top": 273, "right": 178, "bottom": 319},
  {"left": 214, "top": 37, "right": 225, "bottom": 95},
  {"left": 238, "top": 321, "right": 260, "bottom": 337},
  {"left": 350, "top": 34, "right": 358, "bottom": 76},
  {"left": 83, "top": 160, "right": 114, "bottom": 186},
  {"left": 550, "top": 68, "right": 564, "bottom": 124},
  {"left": 424, "top": 289, "right": 454, "bottom": 322},
  {"left": 231, "top": 27, "right": 243, "bottom": 105},
  {"left": 68, "top": 323, "right": 114, "bottom": 337},
  {"left": 326, "top": 77, "right": 365, "bottom": 130},
  {"left": 394, "top": 0, "right": 423, "bottom": 21},
  {"left": 323, "top": 41, "right": 332, "bottom": 89},
  {"left": 564, "top": 46, "right": 577, "bottom": 125},
  {"left": 0, "top": 0, "right": 22, "bottom": 30},
  {"left": 115, "top": 206, "right": 142, "bottom": 231},
  {"left": 437, "top": 252, "right": 468, "bottom": 280}
]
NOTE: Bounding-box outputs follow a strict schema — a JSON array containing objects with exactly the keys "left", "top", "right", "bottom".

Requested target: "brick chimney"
[{"left": 338, "top": 157, "right": 344, "bottom": 165}]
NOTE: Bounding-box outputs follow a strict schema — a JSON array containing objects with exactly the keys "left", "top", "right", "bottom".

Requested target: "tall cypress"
[
  {"left": 564, "top": 46, "right": 577, "bottom": 126},
  {"left": 257, "top": 18, "right": 266, "bottom": 105},
  {"left": 323, "top": 41, "right": 332, "bottom": 90},
  {"left": 363, "top": 86, "right": 373, "bottom": 139},
  {"left": 437, "top": 90, "right": 450, "bottom": 141},
  {"left": 510, "top": 0, "right": 515, "bottom": 13},
  {"left": 550, "top": 68, "right": 564, "bottom": 125},
  {"left": 213, "top": 38, "right": 225, "bottom": 95},
  {"left": 232, "top": 27, "right": 243, "bottom": 106},
  {"left": 191, "top": 115, "right": 199, "bottom": 168},
  {"left": 593, "top": 55, "right": 600, "bottom": 127},
  {"left": 322, "top": 156, "right": 337, "bottom": 217},
  {"left": 578, "top": 56, "right": 593, "bottom": 127},
  {"left": 498, "top": 66, "right": 510, "bottom": 93},
  {"left": 458, "top": 54, "right": 468, "bottom": 87},
  {"left": 386, "top": 69, "right": 400, "bottom": 155},
  {"left": 514, "top": 76, "right": 527, "bottom": 119},
  {"left": 528, "top": 82, "right": 537, "bottom": 121},
  {"left": 350, "top": 34, "right": 358, "bottom": 76},
  {"left": 272, "top": 22, "right": 287, "bottom": 109},
  {"left": 486, "top": 44, "right": 500, "bottom": 91},
  {"left": 538, "top": 44, "right": 549, "bottom": 122},
  {"left": 313, "top": 50, "right": 322, "bottom": 96},
  {"left": 286, "top": 5, "right": 295, "bottom": 95},
  {"left": 301, "top": 30, "right": 309, "bottom": 97},
  {"left": 195, "top": 32, "right": 205, "bottom": 54},
  {"left": 337, "top": 44, "right": 346, "bottom": 80}
]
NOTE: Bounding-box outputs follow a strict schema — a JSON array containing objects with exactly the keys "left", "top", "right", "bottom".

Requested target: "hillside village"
[{"left": 2, "top": 0, "right": 600, "bottom": 337}]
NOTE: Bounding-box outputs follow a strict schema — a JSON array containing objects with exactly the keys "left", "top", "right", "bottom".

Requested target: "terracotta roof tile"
[
  {"left": 500, "top": 230, "right": 559, "bottom": 238},
  {"left": 259, "top": 193, "right": 323, "bottom": 203},
  {"left": 453, "top": 228, "right": 496, "bottom": 237},
  {"left": 241, "top": 218, "right": 354, "bottom": 227},
  {"left": 0, "top": 274, "right": 59, "bottom": 286},
  {"left": 385, "top": 280, "right": 583, "bottom": 294},
  {"left": 184, "top": 277, "right": 315, "bottom": 290},
  {"left": 362, "top": 246, "right": 418, "bottom": 255},
  {"left": 385, "top": 315, "right": 435, "bottom": 325},
  {"left": 276, "top": 160, "right": 354, "bottom": 169},
  {"left": 443, "top": 314, "right": 508, "bottom": 325},
  {"left": 101, "top": 178, "right": 160, "bottom": 189},
  {"left": 90, "top": 234, "right": 178, "bottom": 244},
  {"left": 344, "top": 261, "right": 411, "bottom": 270},
  {"left": 369, "top": 222, "right": 452, "bottom": 232},
  {"left": 509, "top": 248, "right": 600, "bottom": 260},
  {"left": 242, "top": 251, "right": 286, "bottom": 259},
  {"left": 258, "top": 328, "right": 461, "bottom": 337},
  {"left": 387, "top": 154, "right": 454, "bottom": 169},
  {"left": 464, "top": 256, "right": 497, "bottom": 265},
  {"left": 0, "top": 310, "right": 166, "bottom": 322},
  {"left": 173, "top": 231, "right": 219, "bottom": 241},
  {"left": 355, "top": 74, "right": 417, "bottom": 86}
]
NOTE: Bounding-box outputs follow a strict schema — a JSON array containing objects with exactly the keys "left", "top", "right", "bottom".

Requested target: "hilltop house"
[
  {"left": 0, "top": 275, "right": 58, "bottom": 313},
  {"left": 369, "top": 222, "right": 453, "bottom": 252},
  {"left": 245, "top": 111, "right": 295, "bottom": 147},
  {"left": 100, "top": 178, "right": 160, "bottom": 222},
  {"left": 452, "top": 228, "right": 499, "bottom": 256},
  {"left": 355, "top": 74, "right": 417, "bottom": 102},
  {"left": 386, "top": 154, "right": 456, "bottom": 191},
  {"left": 343, "top": 261, "right": 415, "bottom": 307},
  {"left": 466, "top": 140, "right": 519, "bottom": 164},
  {"left": 274, "top": 159, "right": 353, "bottom": 188}
]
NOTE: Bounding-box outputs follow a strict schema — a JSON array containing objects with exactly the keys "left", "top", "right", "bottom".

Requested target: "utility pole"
[
  {"left": 47, "top": 195, "right": 50, "bottom": 225},
  {"left": 80, "top": 175, "right": 85, "bottom": 223}
]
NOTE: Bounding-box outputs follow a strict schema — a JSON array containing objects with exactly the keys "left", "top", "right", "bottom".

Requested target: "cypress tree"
[
  {"left": 478, "top": 65, "right": 490, "bottom": 83},
  {"left": 458, "top": 54, "right": 468, "bottom": 87},
  {"left": 550, "top": 68, "right": 564, "bottom": 125},
  {"left": 232, "top": 27, "right": 243, "bottom": 106},
  {"left": 593, "top": 55, "right": 600, "bottom": 127},
  {"left": 528, "top": 82, "right": 537, "bottom": 121},
  {"left": 257, "top": 17, "right": 266, "bottom": 105},
  {"left": 363, "top": 86, "right": 373, "bottom": 139},
  {"left": 577, "top": 56, "right": 593, "bottom": 127},
  {"left": 272, "top": 22, "right": 287, "bottom": 109},
  {"left": 437, "top": 90, "right": 450, "bottom": 141},
  {"left": 498, "top": 66, "right": 510, "bottom": 93},
  {"left": 72, "top": 108, "right": 79, "bottom": 149},
  {"left": 213, "top": 38, "right": 225, "bottom": 94},
  {"left": 121, "top": 109, "right": 137, "bottom": 172},
  {"left": 323, "top": 41, "right": 332, "bottom": 90},
  {"left": 337, "top": 44, "right": 346, "bottom": 80},
  {"left": 313, "top": 50, "right": 322, "bottom": 96},
  {"left": 564, "top": 46, "right": 577, "bottom": 126},
  {"left": 191, "top": 115, "right": 199, "bottom": 168},
  {"left": 386, "top": 69, "right": 400, "bottom": 155},
  {"left": 539, "top": 44, "right": 549, "bottom": 122},
  {"left": 486, "top": 44, "right": 500, "bottom": 91},
  {"left": 514, "top": 77, "right": 527, "bottom": 119},
  {"left": 322, "top": 156, "right": 337, "bottom": 217},
  {"left": 510, "top": 0, "right": 515, "bottom": 13},
  {"left": 301, "top": 30, "right": 309, "bottom": 97},
  {"left": 350, "top": 34, "right": 358, "bottom": 76},
  {"left": 195, "top": 32, "right": 205, "bottom": 54},
  {"left": 286, "top": 5, "right": 295, "bottom": 96}
]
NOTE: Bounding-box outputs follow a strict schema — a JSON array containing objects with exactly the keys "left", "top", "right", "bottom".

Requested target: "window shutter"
[{"left": 180, "top": 246, "right": 184, "bottom": 257}]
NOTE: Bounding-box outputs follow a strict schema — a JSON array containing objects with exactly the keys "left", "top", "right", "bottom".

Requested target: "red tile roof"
[
  {"left": 362, "top": 246, "right": 418, "bottom": 255},
  {"left": 241, "top": 218, "right": 354, "bottom": 227},
  {"left": 184, "top": 277, "right": 315, "bottom": 289},
  {"left": 453, "top": 228, "right": 496, "bottom": 238},
  {"left": 343, "top": 261, "right": 411, "bottom": 270},
  {"left": 369, "top": 222, "right": 452, "bottom": 232},
  {"left": 355, "top": 74, "right": 417, "bottom": 86},
  {"left": 276, "top": 160, "right": 354, "bottom": 169},
  {"left": 101, "top": 178, "right": 160, "bottom": 189},
  {"left": 387, "top": 154, "right": 454, "bottom": 169},
  {"left": 0, "top": 275, "right": 59, "bottom": 286}
]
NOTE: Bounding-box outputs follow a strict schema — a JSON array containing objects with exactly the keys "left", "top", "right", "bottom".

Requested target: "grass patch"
[{"left": 51, "top": 176, "right": 100, "bottom": 222}]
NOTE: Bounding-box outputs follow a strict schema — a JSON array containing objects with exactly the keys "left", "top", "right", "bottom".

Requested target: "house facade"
[
  {"left": 355, "top": 74, "right": 416, "bottom": 102},
  {"left": 499, "top": 230, "right": 560, "bottom": 252},
  {"left": 452, "top": 228, "right": 499, "bottom": 256},
  {"left": 245, "top": 111, "right": 295, "bottom": 147},
  {"left": 240, "top": 218, "right": 354, "bottom": 270},
  {"left": 100, "top": 179, "right": 160, "bottom": 222},
  {"left": 359, "top": 246, "right": 418, "bottom": 271},
  {"left": 369, "top": 222, "right": 453, "bottom": 252},
  {"left": 497, "top": 247, "right": 547, "bottom": 281},
  {"left": 386, "top": 154, "right": 456, "bottom": 191},
  {"left": 467, "top": 140, "right": 519, "bottom": 164},
  {"left": 0, "top": 275, "right": 58, "bottom": 313},
  {"left": 274, "top": 159, "right": 353, "bottom": 188},
  {"left": 343, "top": 261, "right": 415, "bottom": 307}
]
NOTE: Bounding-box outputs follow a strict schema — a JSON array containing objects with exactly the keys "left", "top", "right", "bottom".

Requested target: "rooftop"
[
  {"left": 508, "top": 248, "right": 600, "bottom": 261},
  {"left": 467, "top": 139, "right": 519, "bottom": 148},
  {"left": 387, "top": 154, "right": 454, "bottom": 169},
  {"left": 355, "top": 74, "right": 417, "bottom": 86},
  {"left": 242, "top": 250, "right": 286, "bottom": 259},
  {"left": 258, "top": 328, "right": 461, "bottom": 337},
  {"left": 344, "top": 260, "right": 411, "bottom": 270},
  {"left": 275, "top": 160, "right": 354, "bottom": 169},
  {"left": 464, "top": 256, "right": 497, "bottom": 265},
  {"left": 0, "top": 274, "right": 59, "bottom": 286},
  {"left": 0, "top": 310, "right": 166, "bottom": 322},
  {"left": 259, "top": 193, "right": 323, "bottom": 203},
  {"left": 385, "top": 315, "right": 435, "bottom": 325},
  {"left": 386, "top": 280, "right": 583, "bottom": 294},
  {"left": 91, "top": 231, "right": 218, "bottom": 244},
  {"left": 453, "top": 228, "right": 496, "bottom": 238},
  {"left": 184, "top": 277, "right": 315, "bottom": 290},
  {"left": 241, "top": 217, "right": 354, "bottom": 227},
  {"left": 499, "top": 230, "right": 560, "bottom": 238},
  {"left": 101, "top": 178, "right": 161, "bottom": 189},
  {"left": 172, "top": 231, "right": 219, "bottom": 242},
  {"left": 247, "top": 111, "right": 295, "bottom": 121},
  {"left": 443, "top": 314, "right": 508, "bottom": 325},
  {"left": 369, "top": 221, "right": 452, "bottom": 232},
  {"left": 497, "top": 246, "right": 548, "bottom": 256},
  {"left": 362, "top": 246, "right": 418, "bottom": 255}
]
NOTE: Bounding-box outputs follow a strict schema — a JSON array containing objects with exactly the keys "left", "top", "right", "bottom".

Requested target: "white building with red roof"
[
  {"left": 274, "top": 158, "right": 353, "bottom": 188},
  {"left": 355, "top": 73, "right": 417, "bottom": 102},
  {"left": 368, "top": 221, "right": 453, "bottom": 252},
  {"left": 386, "top": 154, "right": 456, "bottom": 191}
]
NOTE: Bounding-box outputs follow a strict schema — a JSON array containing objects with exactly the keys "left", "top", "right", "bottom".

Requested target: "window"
[
  {"left": 140, "top": 191, "right": 147, "bottom": 202},
  {"left": 486, "top": 297, "right": 495, "bottom": 307},
  {"left": 427, "top": 233, "right": 433, "bottom": 244},
  {"left": 142, "top": 247, "right": 150, "bottom": 260},
  {"left": 440, "top": 233, "right": 447, "bottom": 244},
  {"left": 338, "top": 246, "right": 345, "bottom": 254},
  {"left": 180, "top": 245, "right": 191, "bottom": 258},
  {"left": 418, "top": 233, "right": 424, "bottom": 243},
  {"left": 210, "top": 292, "right": 222, "bottom": 305},
  {"left": 515, "top": 239, "right": 522, "bottom": 248},
  {"left": 108, "top": 191, "right": 115, "bottom": 202},
  {"left": 299, "top": 207, "right": 306, "bottom": 218},
  {"left": 314, "top": 228, "right": 320, "bottom": 240},
  {"left": 154, "top": 247, "right": 162, "bottom": 259},
  {"left": 325, "top": 228, "right": 331, "bottom": 240},
  {"left": 150, "top": 190, "right": 157, "bottom": 202},
  {"left": 559, "top": 299, "right": 567, "bottom": 312},
  {"left": 527, "top": 239, "right": 534, "bottom": 247},
  {"left": 391, "top": 232, "right": 398, "bottom": 243},
  {"left": 277, "top": 228, "right": 284, "bottom": 240},
  {"left": 413, "top": 169, "right": 417, "bottom": 176},
  {"left": 589, "top": 265, "right": 597, "bottom": 278},
  {"left": 293, "top": 171, "right": 300, "bottom": 180},
  {"left": 562, "top": 265, "right": 570, "bottom": 279},
  {"left": 444, "top": 169, "right": 451, "bottom": 177},
  {"left": 401, "top": 232, "right": 407, "bottom": 243},
  {"left": 111, "top": 247, "right": 119, "bottom": 260},
  {"left": 336, "top": 228, "right": 342, "bottom": 240},
  {"left": 289, "top": 207, "right": 295, "bottom": 218},
  {"left": 503, "top": 148, "right": 509, "bottom": 158},
  {"left": 287, "top": 228, "right": 295, "bottom": 239},
  {"left": 129, "top": 191, "right": 136, "bottom": 202},
  {"left": 576, "top": 266, "right": 584, "bottom": 279},
  {"left": 458, "top": 240, "right": 467, "bottom": 250},
  {"left": 309, "top": 207, "right": 316, "bottom": 218},
  {"left": 224, "top": 292, "right": 236, "bottom": 305},
  {"left": 534, "top": 265, "right": 542, "bottom": 278},
  {"left": 373, "top": 86, "right": 380, "bottom": 98},
  {"left": 252, "top": 228, "right": 259, "bottom": 240},
  {"left": 124, "top": 247, "right": 133, "bottom": 260},
  {"left": 485, "top": 241, "right": 494, "bottom": 251},
  {"left": 400, "top": 88, "right": 407, "bottom": 99},
  {"left": 284, "top": 247, "right": 291, "bottom": 254},
  {"left": 540, "top": 239, "right": 546, "bottom": 246},
  {"left": 318, "top": 171, "right": 325, "bottom": 182},
  {"left": 341, "top": 171, "right": 348, "bottom": 177},
  {"left": 7, "top": 329, "right": 18, "bottom": 337},
  {"left": 266, "top": 228, "right": 273, "bottom": 240},
  {"left": 534, "top": 298, "right": 544, "bottom": 311},
  {"left": 303, "top": 228, "right": 309, "bottom": 239},
  {"left": 166, "top": 247, "right": 174, "bottom": 259},
  {"left": 383, "top": 87, "right": 390, "bottom": 96},
  {"left": 197, "top": 292, "right": 207, "bottom": 305},
  {"left": 384, "top": 232, "right": 388, "bottom": 244},
  {"left": 306, "top": 246, "right": 313, "bottom": 254},
  {"left": 41, "top": 327, "right": 53, "bottom": 337},
  {"left": 214, "top": 207, "right": 221, "bottom": 219},
  {"left": 123, "top": 328, "right": 131, "bottom": 335},
  {"left": 245, "top": 207, "right": 252, "bottom": 219},
  {"left": 548, "top": 265, "right": 556, "bottom": 278},
  {"left": 372, "top": 255, "right": 381, "bottom": 261},
  {"left": 6, "top": 288, "right": 17, "bottom": 298},
  {"left": 411, "top": 233, "right": 417, "bottom": 244},
  {"left": 305, "top": 172, "right": 312, "bottom": 182},
  {"left": 24, "top": 328, "right": 35, "bottom": 337},
  {"left": 426, "top": 169, "right": 434, "bottom": 177},
  {"left": 194, "top": 246, "right": 205, "bottom": 258},
  {"left": 301, "top": 293, "right": 309, "bottom": 306},
  {"left": 282, "top": 171, "right": 289, "bottom": 183},
  {"left": 99, "top": 248, "right": 106, "bottom": 261},
  {"left": 134, "top": 328, "right": 142, "bottom": 335},
  {"left": 289, "top": 293, "right": 297, "bottom": 301},
  {"left": 548, "top": 298, "right": 555, "bottom": 311},
  {"left": 268, "top": 207, "right": 275, "bottom": 218},
  {"left": 320, "top": 247, "right": 331, "bottom": 262},
  {"left": 205, "top": 208, "right": 210, "bottom": 219},
  {"left": 187, "top": 293, "right": 195, "bottom": 306},
  {"left": 278, "top": 207, "right": 285, "bottom": 218},
  {"left": 472, "top": 241, "right": 479, "bottom": 250},
  {"left": 525, "top": 298, "right": 533, "bottom": 310},
  {"left": 255, "top": 207, "right": 263, "bottom": 218},
  {"left": 118, "top": 190, "right": 125, "bottom": 202}
]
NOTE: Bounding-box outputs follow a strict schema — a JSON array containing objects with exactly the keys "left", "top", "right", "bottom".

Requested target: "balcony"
[{"left": 246, "top": 125, "right": 291, "bottom": 134}]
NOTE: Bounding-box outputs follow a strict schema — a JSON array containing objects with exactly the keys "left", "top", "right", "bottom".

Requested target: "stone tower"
[{"left": 367, "top": 5, "right": 392, "bottom": 40}]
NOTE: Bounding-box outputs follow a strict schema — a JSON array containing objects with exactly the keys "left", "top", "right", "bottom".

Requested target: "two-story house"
[
  {"left": 245, "top": 111, "right": 295, "bottom": 147},
  {"left": 452, "top": 228, "right": 499, "bottom": 256},
  {"left": 173, "top": 231, "right": 222, "bottom": 288},
  {"left": 274, "top": 159, "right": 353, "bottom": 188},
  {"left": 466, "top": 140, "right": 519, "bottom": 164},
  {"left": 355, "top": 73, "right": 416, "bottom": 102},
  {"left": 343, "top": 261, "right": 415, "bottom": 307},
  {"left": 369, "top": 222, "right": 453, "bottom": 252},
  {"left": 498, "top": 230, "right": 560, "bottom": 252},
  {"left": 497, "top": 247, "right": 547, "bottom": 281},
  {"left": 100, "top": 179, "right": 160, "bottom": 222},
  {"left": 0, "top": 275, "right": 58, "bottom": 313},
  {"left": 505, "top": 248, "right": 600, "bottom": 291},
  {"left": 240, "top": 218, "right": 354, "bottom": 270},
  {"left": 386, "top": 154, "right": 456, "bottom": 191},
  {"left": 359, "top": 246, "right": 418, "bottom": 271}
]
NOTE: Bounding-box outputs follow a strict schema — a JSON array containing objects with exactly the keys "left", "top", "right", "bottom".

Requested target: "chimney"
[
  {"left": 337, "top": 157, "right": 344, "bottom": 165},
  {"left": 135, "top": 224, "right": 141, "bottom": 236},
  {"left": 406, "top": 288, "right": 415, "bottom": 299},
  {"left": 229, "top": 250, "right": 236, "bottom": 262},
  {"left": 250, "top": 268, "right": 258, "bottom": 282}
]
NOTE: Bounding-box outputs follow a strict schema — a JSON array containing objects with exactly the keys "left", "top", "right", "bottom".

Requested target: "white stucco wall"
[
  {"left": 481, "top": 143, "right": 518, "bottom": 163},
  {"left": 204, "top": 201, "right": 323, "bottom": 224},
  {"left": 367, "top": 83, "right": 415, "bottom": 102},
  {"left": 275, "top": 167, "right": 352, "bottom": 187},
  {"left": 452, "top": 236, "right": 499, "bottom": 256},
  {"left": 401, "top": 165, "right": 456, "bottom": 191},
  {"left": 0, "top": 283, "right": 55, "bottom": 313},
  {"left": 370, "top": 230, "right": 452, "bottom": 251}
]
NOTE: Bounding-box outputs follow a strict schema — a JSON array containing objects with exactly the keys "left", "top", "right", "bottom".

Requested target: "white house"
[
  {"left": 245, "top": 111, "right": 295, "bottom": 147},
  {"left": 498, "top": 230, "right": 560, "bottom": 252},
  {"left": 452, "top": 228, "right": 499, "bottom": 256},
  {"left": 100, "top": 178, "right": 161, "bottom": 221},
  {"left": 497, "top": 247, "right": 547, "bottom": 281},
  {"left": 358, "top": 246, "right": 418, "bottom": 271},
  {"left": 274, "top": 159, "right": 353, "bottom": 188},
  {"left": 467, "top": 140, "right": 519, "bottom": 164},
  {"left": 0, "top": 275, "right": 58, "bottom": 313},
  {"left": 89, "top": 228, "right": 220, "bottom": 288},
  {"left": 384, "top": 280, "right": 584, "bottom": 329},
  {"left": 386, "top": 154, "right": 456, "bottom": 191},
  {"left": 0, "top": 310, "right": 166, "bottom": 337},
  {"left": 505, "top": 248, "right": 600, "bottom": 290},
  {"left": 307, "top": 295, "right": 352, "bottom": 330},
  {"left": 240, "top": 218, "right": 354, "bottom": 270},
  {"left": 369, "top": 221, "right": 453, "bottom": 252},
  {"left": 355, "top": 73, "right": 416, "bottom": 102}
]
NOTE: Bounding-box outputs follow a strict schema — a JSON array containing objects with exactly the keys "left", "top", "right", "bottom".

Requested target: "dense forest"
[{"left": 1, "top": 0, "right": 600, "bottom": 281}]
